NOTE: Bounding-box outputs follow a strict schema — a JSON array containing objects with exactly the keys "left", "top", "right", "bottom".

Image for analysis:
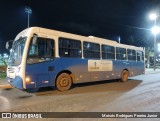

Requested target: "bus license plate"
[{"left": 9, "top": 73, "right": 15, "bottom": 78}]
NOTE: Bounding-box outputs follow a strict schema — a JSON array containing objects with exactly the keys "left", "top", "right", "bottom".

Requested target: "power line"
[
  {"left": 119, "top": 24, "right": 151, "bottom": 31},
  {"left": 110, "top": 21, "right": 151, "bottom": 31}
]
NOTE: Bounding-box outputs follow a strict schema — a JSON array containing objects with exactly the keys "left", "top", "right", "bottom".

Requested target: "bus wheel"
[
  {"left": 121, "top": 70, "right": 129, "bottom": 82},
  {"left": 56, "top": 73, "right": 72, "bottom": 91}
]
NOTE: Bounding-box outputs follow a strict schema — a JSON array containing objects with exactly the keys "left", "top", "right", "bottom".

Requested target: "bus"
[{"left": 6, "top": 27, "right": 145, "bottom": 92}]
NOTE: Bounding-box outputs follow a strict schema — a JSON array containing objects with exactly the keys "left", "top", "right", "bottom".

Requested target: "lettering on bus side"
[{"left": 88, "top": 60, "right": 113, "bottom": 71}]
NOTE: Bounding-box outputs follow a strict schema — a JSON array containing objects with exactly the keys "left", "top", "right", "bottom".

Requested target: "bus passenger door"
[{"left": 25, "top": 36, "right": 55, "bottom": 89}]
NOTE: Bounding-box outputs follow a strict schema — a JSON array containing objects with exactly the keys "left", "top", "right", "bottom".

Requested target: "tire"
[
  {"left": 121, "top": 70, "right": 129, "bottom": 82},
  {"left": 56, "top": 73, "right": 72, "bottom": 91}
]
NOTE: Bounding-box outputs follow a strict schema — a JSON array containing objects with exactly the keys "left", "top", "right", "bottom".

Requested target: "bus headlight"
[{"left": 25, "top": 76, "right": 31, "bottom": 84}]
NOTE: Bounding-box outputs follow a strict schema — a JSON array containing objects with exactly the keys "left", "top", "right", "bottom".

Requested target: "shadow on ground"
[{"left": 35, "top": 79, "right": 142, "bottom": 96}]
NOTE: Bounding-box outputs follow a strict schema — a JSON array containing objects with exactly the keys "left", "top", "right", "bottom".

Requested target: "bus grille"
[{"left": 8, "top": 67, "right": 16, "bottom": 73}]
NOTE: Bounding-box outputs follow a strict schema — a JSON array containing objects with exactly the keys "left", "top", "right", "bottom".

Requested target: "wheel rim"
[
  {"left": 59, "top": 77, "right": 70, "bottom": 87},
  {"left": 56, "top": 73, "right": 72, "bottom": 91},
  {"left": 123, "top": 71, "right": 128, "bottom": 81}
]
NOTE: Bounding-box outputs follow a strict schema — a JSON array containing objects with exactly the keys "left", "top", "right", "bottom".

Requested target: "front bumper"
[{"left": 7, "top": 76, "right": 23, "bottom": 89}]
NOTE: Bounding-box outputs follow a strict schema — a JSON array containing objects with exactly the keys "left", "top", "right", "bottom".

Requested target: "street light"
[
  {"left": 151, "top": 26, "right": 160, "bottom": 35},
  {"left": 25, "top": 7, "right": 32, "bottom": 28},
  {"left": 149, "top": 13, "right": 157, "bottom": 20},
  {"left": 149, "top": 13, "right": 159, "bottom": 70}
]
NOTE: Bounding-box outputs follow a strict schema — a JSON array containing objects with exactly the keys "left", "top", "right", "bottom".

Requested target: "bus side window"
[
  {"left": 127, "top": 49, "right": 136, "bottom": 61},
  {"left": 59, "top": 38, "right": 82, "bottom": 58},
  {"left": 83, "top": 42, "right": 100, "bottom": 59},
  {"left": 137, "top": 50, "right": 144, "bottom": 61},
  {"left": 116, "top": 47, "right": 126, "bottom": 60},
  {"left": 102, "top": 45, "right": 115, "bottom": 60}
]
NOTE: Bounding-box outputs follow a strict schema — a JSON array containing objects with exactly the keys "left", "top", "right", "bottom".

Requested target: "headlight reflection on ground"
[{"left": 0, "top": 87, "right": 11, "bottom": 111}]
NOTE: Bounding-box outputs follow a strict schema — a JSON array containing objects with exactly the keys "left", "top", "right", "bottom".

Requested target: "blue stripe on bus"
[{"left": 25, "top": 58, "right": 144, "bottom": 89}]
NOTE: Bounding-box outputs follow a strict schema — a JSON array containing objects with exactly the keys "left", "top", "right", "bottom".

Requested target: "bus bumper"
[{"left": 7, "top": 76, "right": 23, "bottom": 89}]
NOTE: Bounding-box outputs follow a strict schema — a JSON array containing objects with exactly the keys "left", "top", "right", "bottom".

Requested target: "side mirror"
[
  {"left": 6, "top": 42, "right": 9, "bottom": 49},
  {"left": 6, "top": 40, "right": 13, "bottom": 50}
]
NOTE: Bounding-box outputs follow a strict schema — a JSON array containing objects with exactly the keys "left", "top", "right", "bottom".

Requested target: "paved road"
[{"left": 0, "top": 71, "right": 160, "bottom": 121}]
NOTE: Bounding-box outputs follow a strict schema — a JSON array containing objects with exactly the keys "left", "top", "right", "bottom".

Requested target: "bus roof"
[{"left": 17, "top": 27, "right": 144, "bottom": 51}]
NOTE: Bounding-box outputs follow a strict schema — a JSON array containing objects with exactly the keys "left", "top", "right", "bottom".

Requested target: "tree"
[
  {"left": 2, "top": 58, "right": 7, "bottom": 67},
  {"left": 0, "top": 57, "right": 7, "bottom": 73}
]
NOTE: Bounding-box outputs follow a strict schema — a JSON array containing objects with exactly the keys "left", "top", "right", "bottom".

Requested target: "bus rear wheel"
[
  {"left": 121, "top": 70, "right": 129, "bottom": 82},
  {"left": 56, "top": 73, "right": 72, "bottom": 91}
]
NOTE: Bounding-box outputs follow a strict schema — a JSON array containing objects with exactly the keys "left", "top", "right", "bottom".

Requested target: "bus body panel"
[
  {"left": 7, "top": 59, "right": 144, "bottom": 90},
  {"left": 25, "top": 58, "right": 144, "bottom": 89},
  {"left": 25, "top": 58, "right": 88, "bottom": 89}
]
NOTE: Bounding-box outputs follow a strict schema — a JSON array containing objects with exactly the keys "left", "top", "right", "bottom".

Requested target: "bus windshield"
[{"left": 8, "top": 37, "right": 26, "bottom": 66}]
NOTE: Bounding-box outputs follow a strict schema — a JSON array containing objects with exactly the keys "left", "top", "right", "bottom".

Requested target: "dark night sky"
[{"left": 0, "top": 0, "right": 160, "bottom": 53}]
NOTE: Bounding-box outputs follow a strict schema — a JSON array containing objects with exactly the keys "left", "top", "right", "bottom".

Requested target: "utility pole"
[{"left": 25, "top": 7, "right": 32, "bottom": 28}]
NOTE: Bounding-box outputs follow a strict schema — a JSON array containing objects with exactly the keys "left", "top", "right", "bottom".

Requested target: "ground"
[{"left": 0, "top": 69, "right": 160, "bottom": 121}]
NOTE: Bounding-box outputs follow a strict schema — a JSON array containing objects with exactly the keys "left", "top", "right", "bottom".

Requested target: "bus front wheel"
[
  {"left": 56, "top": 73, "right": 72, "bottom": 91},
  {"left": 121, "top": 70, "right": 129, "bottom": 82}
]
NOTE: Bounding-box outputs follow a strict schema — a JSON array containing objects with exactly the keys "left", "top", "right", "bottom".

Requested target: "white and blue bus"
[{"left": 6, "top": 27, "right": 145, "bottom": 92}]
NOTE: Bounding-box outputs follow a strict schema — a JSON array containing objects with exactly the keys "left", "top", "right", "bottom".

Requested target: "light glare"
[
  {"left": 151, "top": 26, "right": 160, "bottom": 35},
  {"left": 158, "top": 43, "right": 160, "bottom": 51},
  {"left": 149, "top": 13, "right": 157, "bottom": 20}
]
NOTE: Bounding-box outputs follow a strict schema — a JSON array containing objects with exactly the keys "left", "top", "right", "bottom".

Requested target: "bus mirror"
[
  {"left": 9, "top": 49, "right": 13, "bottom": 55},
  {"left": 6, "top": 42, "right": 9, "bottom": 49},
  {"left": 6, "top": 40, "right": 13, "bottom": 50},
  {"left": 32, "top": 34, "right": 38, "bottom": 45}
]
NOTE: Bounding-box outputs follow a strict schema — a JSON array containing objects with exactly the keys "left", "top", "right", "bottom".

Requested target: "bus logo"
[{"left": 89, "top": 61, "right": 99, "bottom": 70}]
